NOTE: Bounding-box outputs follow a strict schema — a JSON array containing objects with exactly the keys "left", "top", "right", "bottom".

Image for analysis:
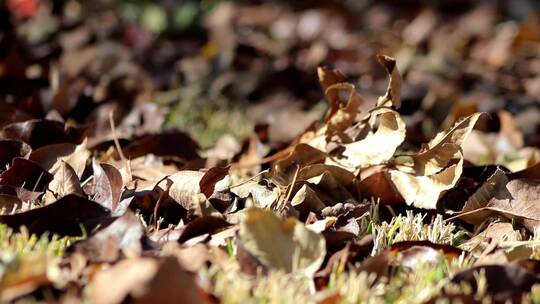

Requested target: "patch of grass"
[
  {"left": 0, "top": 225, "right": 76, "bottom": 297},
  {"left": 370, "top": 211, "right": 464, "bottom": 254},
  {"left": 158, "top": 89, "right": 253, "bottom": 148}
]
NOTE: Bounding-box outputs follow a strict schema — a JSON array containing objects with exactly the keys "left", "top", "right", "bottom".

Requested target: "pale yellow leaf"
[
  {"left": 342, "top": 108, "right": 406, "bottom": 168},
  {"left": 412, "top": 113, "right": 482, "bottom": 175},
  {"left": 239, "top": 208, "right": 326, "bottom": 276},
  {"left": 390, "top": 157, "right": 463, "bottom": 209}
]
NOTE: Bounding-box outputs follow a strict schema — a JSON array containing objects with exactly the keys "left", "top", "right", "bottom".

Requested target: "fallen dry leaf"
[
  {"left": 90, "top": 257, "right": 212, "bottom": 304},
  {"left": 0, "top": 194, "right": 110, "bottom": 236},
  {"left": 42, "top": 161, "right": 83, "bottom": 204},
  {"left": 239, "top": 208, "right": 326, "bottom": 276}
]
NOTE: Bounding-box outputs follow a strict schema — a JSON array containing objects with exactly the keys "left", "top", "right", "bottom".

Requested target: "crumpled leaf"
[
  {"left": 323, "top": 83, "right": 363, "bottom": 141},
  {"left": 166, "top": 170, "right": 227, "bottom": 217},
  {"left": 239, "top": 208, "right": 326, "bottom": 276},
  {"left": 317, "top": 66, "right": 347, "bottom": 123},
  {"left": 383, "top": 113, "right": 482, "bottom": 209},
  {"left": 389, "top": 157, "right": 463, "bottom": 209},
  {"left": 342, "top": 108, "right": 406, "bottom": 169},
  {"left": 375, "top": 55, "right": 401, "bottom": 109},
  {"left": 412, "top": 112, "right": 482, "bottom": 176},
  {"left": 42, "top": 161, "right": 83, "bottom": 205},
  {"left": 230, "top": 180, "right": 279, "bottom": 209}
]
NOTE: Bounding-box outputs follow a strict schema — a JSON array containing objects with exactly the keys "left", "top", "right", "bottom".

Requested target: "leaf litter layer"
[{"left": 2, "top": 1, "right": 540, "bottom": 303}]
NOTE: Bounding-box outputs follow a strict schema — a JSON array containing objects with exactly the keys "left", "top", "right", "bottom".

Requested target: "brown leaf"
[
  {"left": 324, "top": 83, "right": 363, "bottom": 141},
  {"left": 90, "top": 257, "right": 213, "bottom": 304},
  {"left": 1, "top": 119, "right": 87, "bottom": 149},
  {"left": 42, "top": 161, "right": 83, "bottom": 205},
  {"left": 0, "top": 158, "right": 53, "bottom": 192},
  {"left": 122, "top": 130, "right": 200, "bottom": 161},
  {"left": 412, "top": 113, "right": 482, "bottom": 176},
  {"left": 239, "top": 208, "right": 326, "bottom": 276},
  {"left": 0, "top": 139, "right": 31, "bottom": 170},
  {"left": 178, "top": 216, "right": 231, "bottom": 243},
  {"left": 0, "top": 194, "right": 110, "bottom": 236},
  {"left": 92, "top": 160, "right": 124, "bottom": 214},
  {"left": 199, "top": 166, "right": 229, "bottom": 198},
  {"left": 456, "top": 171, "right": 540, "bottom": 232},
  {"left": 389, "top": 157, "right": 463, "bottom": 209},
  {"left": 460, "top": 168, "right": 508, "bottom": 224},
  {"left": 68, "top": 211, "right": 145, "bottom": 263},
  {"left": 166, "top": 170, "right": 223, "bottom": 218},
  {"left": 359, "top": 167, "right": 404, "bottom": 205},
  {"left": 317, "top": 66, "right": 347, "bottom": 123},
  {"left": 463, "top": 222, "right": 520, "bottom": 251},
  {"left": 450, "top": 264, "right": 540, "bottom": 303},
  {"left": 342, "top": 108, "right": 406, "bottom": 169},
  {"left": 272, "top": 143, "right": 326, "bottom": 186},
  {"left": 375, "top": 55, "right": 401, "bottom": 109}
]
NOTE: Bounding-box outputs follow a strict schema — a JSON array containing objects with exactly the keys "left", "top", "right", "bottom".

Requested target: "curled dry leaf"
[
  {"left": 449, "top": 264, "right": 540, "bottom": 303},
  {"left": 342, "top": 108, "right": 406, "bottom": 169},
  {"left": 382, "top": 113, "right": 482, "bottom": 209},
  {"left": 317, "top": 66, "right": 347, "bottom": 123},
  {"left": 230, "top": 180, "right": 279, "bottom": 209},
  {"left": 389, "top": 157, "right": 463, "bottom": 209},
  {"left": 375, "top": 55, "right": 401, "bottom": 109},
  {"left": 412, "top": 112, "right": 482, "bottom": 176},
  {"left": 199, "top": 166, "right": 230, "bottom": 199},
  {"left": 323, "top": 83, "right": 363, "bottom": 142},
  {"left": 272, "top": 143, "right": 326, "bottom": 186},
  {"left": 239, "top": 208, "right": 326, "bottom": 276}
]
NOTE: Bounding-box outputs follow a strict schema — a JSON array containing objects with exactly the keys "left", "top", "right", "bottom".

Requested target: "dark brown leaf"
[
  {"left": 199, "top": 166, "right": 229, "bottom": 198},
  {"left": 92, "top": 160, "right": 124, "bottom": 214},
  {"left": 0, "top": 158, "right": 53, "bottom": 192},
  {"left": 1, "top": 119, "right": 87, "bottom": 149},
  {"left": 0, "top": 194, "right": 110, "bottom": 236}
]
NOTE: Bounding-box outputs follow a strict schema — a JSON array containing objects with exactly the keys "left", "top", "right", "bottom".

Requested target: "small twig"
[
  {"left": 153, "top": 177, "right": 173, "bottom": 230},
  {"left": 109, "top": 111, "right": 132, "bottom": 181},
  {"left": 228, "top": 169, "right": 269, "bottom": 189},
  {"left": 279, "top": 164, "right": 300, "bottom": 212}
]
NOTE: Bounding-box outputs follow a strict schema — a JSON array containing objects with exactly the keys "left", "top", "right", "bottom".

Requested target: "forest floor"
[{"left": 2, "top": 1, "right": 540, "bottom": 303}]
